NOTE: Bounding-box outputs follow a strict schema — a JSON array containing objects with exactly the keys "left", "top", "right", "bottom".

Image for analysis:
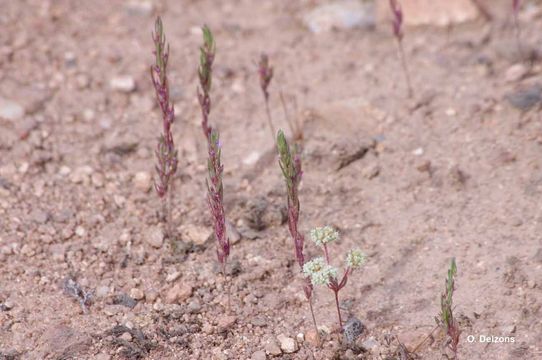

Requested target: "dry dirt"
[{"left": 1, "top": 1, "right": 542, "bottom": 359}]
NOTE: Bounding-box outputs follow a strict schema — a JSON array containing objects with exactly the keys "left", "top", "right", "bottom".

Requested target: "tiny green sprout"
[
  {"left": 310, "top": 226, "right": 339, "bottom": 247},
  {"left": 303, "top": 257, "right": 338, "bottom": 286},
  {"left": 346, "top": 249, "right": 366, "bottom": 269}
]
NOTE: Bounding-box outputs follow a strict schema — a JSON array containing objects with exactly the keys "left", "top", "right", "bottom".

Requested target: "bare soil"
[{"left": 1, "top": 1, "right": 542, "bottom": 359}]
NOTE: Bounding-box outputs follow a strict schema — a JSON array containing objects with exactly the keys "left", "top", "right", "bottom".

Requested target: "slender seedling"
[
  {"left": 304, "top": 226, "right": 366, "bottom": 329},
  {"left": 389, "top": 0, "right": 413, "bottom": 98},
  {"left": 198, "top": 26, "right": 215, "bottom": 139},
  {"left": 151, "top": 16, "right": 178, "bottom": 240},
  {"left": 197, "top": 26, "right": 231, "bottom": 309},
  {"left": 277, "top": 130, "right": 320, "bottom": 344},
  {"left": 436, "top": 258, "right": 460, "bottom": 358},
  {"left": 512, "top": 0, "right": 524, "bottom": 61},
  {"left": 279, "top": 90, "right": 304, "bottom": 147},
  {"left": 258, "top": 53, "right": 276, "bottom": 143}
]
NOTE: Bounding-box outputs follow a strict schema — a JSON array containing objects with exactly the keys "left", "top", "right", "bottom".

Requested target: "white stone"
[
  {"left": 110, "top": 76, "right": 136, "bottom": 93},
  {"left": 133, "top": 171, "right": 152, "bottom": 192},
  {"left": 303, "top": 0, "right": 375, "bottom": 34},
  {"left": 0, "top": 97, "right": 25, "bottom": 120},
  {"left": 146, "top": 226, "right": 164, "bottom": 248},
  {"left": 277, "top": 334, "right": 298, "bottom": 354},
  {"left": 243, "top": 151, "right": 261, "bottom": 166},
  {"left": 130, "top": 288, "right": 145, "bottom": 300}
]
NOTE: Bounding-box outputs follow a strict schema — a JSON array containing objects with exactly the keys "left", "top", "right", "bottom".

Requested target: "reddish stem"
[{"left": 333, "top": 289, "right": 343, "bottom": 328}]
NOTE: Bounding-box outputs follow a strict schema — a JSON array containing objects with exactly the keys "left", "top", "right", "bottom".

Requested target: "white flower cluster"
[
  {"left": 310, "top": 226, "right": 339, "bottom": 247},
  {"left": 346, "top": 249, "right": 366, "bottom": 269},
  {"left": 303, "top": 257, "right": 338, "bottom": 286}
]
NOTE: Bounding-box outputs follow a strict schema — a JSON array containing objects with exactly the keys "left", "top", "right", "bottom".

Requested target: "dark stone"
[{"left": 343, "top": 317, "right": 365, "bottom": 344}]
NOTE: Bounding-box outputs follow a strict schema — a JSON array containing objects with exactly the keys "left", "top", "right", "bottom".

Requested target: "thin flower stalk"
[
  {"left": 198, "top": 25, "right": 215, "bottom": 139},
  {"left": 197, "top": 26, "right": 231, "bottom": 308},
  {"left": 513, "top": 0, "right": 524, "bottom": 60},
  {"left": 150, "top": 16, "right": 178, "bottom": 238},
  {"left": 279, "top": 90, "right": 304, "bottom": 148},
  {"left": 389, "top": 0, "right": 413, "bottom": 97},
  {"left": 206, "top": 129, "right": 230, "bottom": 271},
  {"left": 259, "top": 53, "right": 276, "bottom": 142},
  {"left": 277, "top": 130, "right": 319, "bottom": 344}
]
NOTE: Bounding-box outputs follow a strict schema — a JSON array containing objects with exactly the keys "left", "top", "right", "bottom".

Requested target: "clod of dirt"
[
  {"left": 178, "top": 224, "right": 213, "bottom": 246},
  {"left": 343, "top": 317, "right": 365, "bottom": 344},
  {"left": 448, "top": 165, "right": 468, "bottom": 188},
  {"left": 334, "top": 137, "right": 376, "bottom": 171},
  {"left": 0, "top": 297, "right": 14, "bottom": 311},
  {"left": 505, "top": 63, "right": 529, "bottom": 83},
  {"left": 505, "top": 84, "right": 542, "bottom": 111},
  {"left": 111, "top": 293, "right": 138, "bottom": 309},
  {"left": 37, "top": 325, "right": 92, "bottom": 359},
  {"left": 212, "top": 258, "right": 242, "bottom": 277},
  {"left": 305, "top": 329, "right": 321, "bottom": 347},
  {"left": 264, "top": 336, "right": 282, "bottom": 356},
  {"left": 361, "top": 336, "right": 380, "bottom": 352},
  {"left": 239, "top": 196, "right": 287, "bottom": 231},
  {"left": 165, "top": 283, "right": 193, "bottom": 304},
  {"left": 108, "top": 325, "right": 154, "bottom": 359},
  {"left": 251, "top": 350, "right": 266, "bottom": 360},
  {"left": 0, "top": 350, "right": 21, "bottom": 360},
  {"left": 217, "top": 315, "right": 237, "bottom": 332}
]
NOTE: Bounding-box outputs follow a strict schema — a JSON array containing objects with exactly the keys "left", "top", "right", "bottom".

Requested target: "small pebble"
[
  {"left": 130, "top": 288, "right": 145, "bottom": 301},
  {"left": 188, "top": 299, "right": 202, "bottom": 314},
  {"left": 110, "top": 76, "right": 136, "bottom": 93},
  {"left": 277, "top": 334, "right": 298, "bottom": 354},
  {"left": 133, "top": 171, "right": 152, "bottom": 192},
  {"left": 120, "top": 332, "right": 132, "bottom": 342},
  {"left": 165, "top": 283, "right": 193, "bottom": 303},
  {"left": 0, "top": 97, "right": 25, "bottom": 120},
  {"left": 264, "top": 337, "right": 282, "bottom": 356},
  {"left": 146, "top": 226, "right": 164, "bottom": 248},
  {"left": 251, "top": 350, "right": 266, "bottom": 360}
]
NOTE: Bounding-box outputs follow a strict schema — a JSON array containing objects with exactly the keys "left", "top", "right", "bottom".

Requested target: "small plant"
[
  {"left": 150, "top": 16, "right": 178, "bottom": 239},
  {"left": 197, "top": 26, "right": 231, "bottom": 307},
  {"left": 279, "top": 90, "right": 304, "bottom": 147},
  {"left": 436, "top": 258, "right": 460, "bottom": 358},
  {"left": 277, "top": 130, "right": 319, "bottom": 343},
  {"left": 198, "top": 26, "right": 215, "bottom": 139},
  {"left": 512, "top": 0, "right": 524, "bottom": 60},
  {"left": 258, "top": 53, "right": 276, "bottom": 142},
  {"left": 389, "top": 0, "right": 413, "bottom": 97},
  {"left": 304, "top": 226, "right": 366, "bottom": 328}
]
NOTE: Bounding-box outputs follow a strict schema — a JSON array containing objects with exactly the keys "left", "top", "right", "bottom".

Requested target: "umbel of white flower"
[
  {"left": 310, "top": 225, "right": 339, "bottom": 247},
  {"left": 346, "top": 249, "right": 366, "bottom": 269},
  {"left": 303, "top": 257, "right": 338, "bottom": 285}
]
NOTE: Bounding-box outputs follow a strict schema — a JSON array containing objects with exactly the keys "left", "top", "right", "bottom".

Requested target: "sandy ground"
[{"left": 1, "top": 0, "right": 542, "bottom": 359}]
